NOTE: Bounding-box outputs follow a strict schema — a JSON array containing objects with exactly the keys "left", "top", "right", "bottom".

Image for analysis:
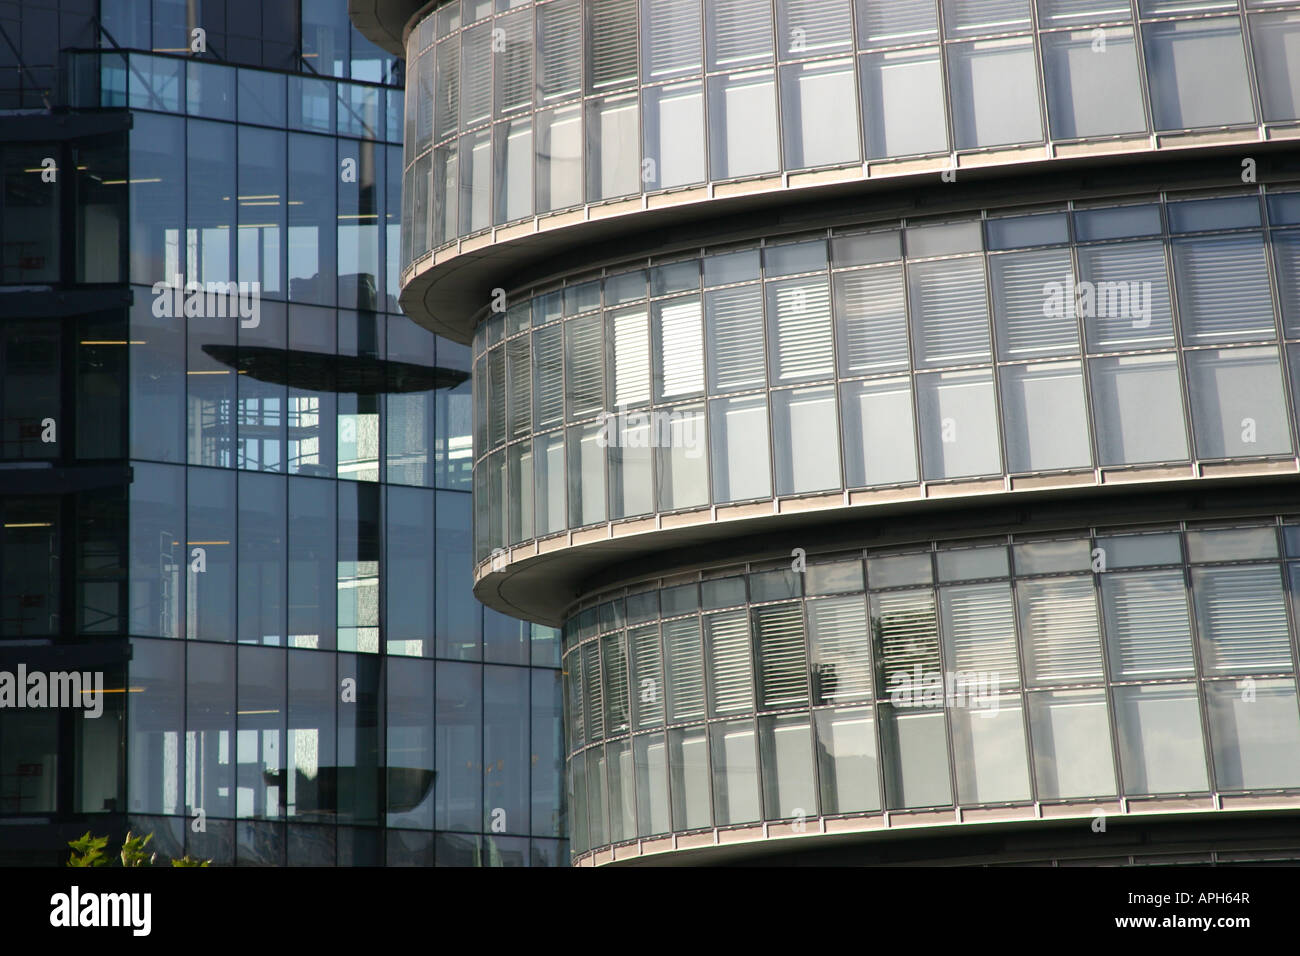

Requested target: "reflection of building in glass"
[
  {"left": 380, "top": 0, "right": 1300, "bottom": 865},
  {"left": 0, "top": 0, "right": 564, "bottom": 867}
]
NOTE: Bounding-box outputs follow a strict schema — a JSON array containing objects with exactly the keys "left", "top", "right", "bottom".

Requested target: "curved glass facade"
[
  {"left": 403, "top": 0, "right": 1300, "bottom": 264},
  {"left": 470, "top": 185, "right": 1300, "bottom": 564},
  {"left": 561, "top": 519, "right": 1300, "bottom": 859}
]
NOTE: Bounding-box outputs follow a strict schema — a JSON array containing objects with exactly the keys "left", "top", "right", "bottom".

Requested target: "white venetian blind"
[
  {"left": 631, "top": 623, "right": 665, "bottom": 728},
  {"left": 1077, "top": 241, "right": 1174, "bottom": 350},
  {"left": 460, "top": 24, "right": 493, "bottom": 127},
  {"left": 706, "top": 611, "right": 755, "bottom": 715},
  {"left": 531, "top": 324, "right": 564, "bottom": 428},
  {"left": 706, "top": 284, "right": 766, "bottom": 392},
  {"left": 496, "top": 11, "right": 534, "bottom": 114},
  {"left": 434, "top": 38, "right": 460, "bottom": 141},
  {"left": 564, "top": 314, "right": 604, "bottom": 419},
  {"left": 644, "top": 0, "right": 703, "bottom": 79},
  {"left": 834, "top": 266, "right": 909, "bottom": 375},
  {"left": 767, "top": 276, "right": 834, "bottom": 383},
  {"left": 1173, "top": 235, "right": 1276, "bottom": 344},
  {"left": 610, "top": 308, "right": 651, "bottom": 406},
  {"left": 602, "top": 634, "right": 630, "bottom": 734},
  {"left": 1192, "top": 566, "right": 1293, "bottom": 674},
  {"left": 807, "top": 595, "right": 873, "bottom": 702},
  {"left": 754, "top": 603, "right": 809, "bottom": 709},
  {"left": 708, "top": 0, "right": 774, "bottom": 69},
  {"left": 991, "top": 249, "right": 1079, "bottom": 359},
  {"left": 780, "top": 0, "right": 853, "bottom": 55},
  {"left": 487, "top": 347, "right": 506, "bottom": 448},
  {"left": 1019, "top": 576, "right": 1103, "bottom": 685},
  {"left": 665, "top": 617, "right": 706, "bottom": 722},
  {"left": 507, "top": 336, "right": 531, "bottom": 439},
  {"left": 583, "top": 642, "right": 603, "bottom": 740},
  {"left": 538, "top": 0, "right": 582, "bottom": 101},
  {"left": 656, "top": 297, "right": 705, "bottom": 399},
  {"left": 1102, "top": 570, "right": 1196, "bottom": 678},
  {"left": 589, "top": 0, "right": 639, "bottom": 90},
  {"left": 939, "top": 582, "right": 1020, "bottom": 685},
  {"left": 942, "top": 0, "right": 1033, "bottom": 36},
  {"left": 566, "top": 657, "right": 585, "bottom": 744},
  {"left": 872, "top": 590, "right": 940, "bottom": 690},
  {"left": 907, "top": 257, "right": 991, "bottom": 367},
  {"left": 858, "top": 0, "right": 938, "bottom": 46}
]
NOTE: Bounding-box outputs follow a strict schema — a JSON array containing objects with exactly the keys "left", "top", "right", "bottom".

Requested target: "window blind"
[
  {"left": 1274, "top": 232, "right": 1300, "bottom": 337},
  {"left": 779, "top": 0, "right": 853, "bottom": 56},
  {"left": 487, "top": 347, "right": 506, "bottom": 448},
  {"left": 767, "top": 276, "right": 834, "bottom": 383},
  {"left": 706, "top": 284, "right": 766, "bottom": 392},
  {"left": 665, "top": 616, "right": 706, "bottom": 722},
  {"left": 991, "top": 249, "right": 1079, "bottom": 359},
  {"left": 706, "top": 610, "right": 755, "bottom": 715},
  {"left": 610, "top": 308, "right": 651, "bottom": 406},
  {"left": 1019, "top": 576, "right": 1103, "bottom": 685},
  {"left": 1173, "top": 235, "right": 1276, "bottom": 344},
  {"left": 565, "top": 314, "right": 604, "bottom": 419},
  {"left": 656, "top": 297, "right": 705, "bottom": 399},
  {"left": 1102, "top": 570, "right": 1195, "bottom": 678},
  {"left": 588, "top": 0, "right": 638, "bottom": 90},
  {"left": 754, "top": 603, "right": 809, "bottom": 709},
  {"left": 567, "top": 655, "right": 585, "bottom": 745},
  {"left": 808, "top": 595, "right": 873, "bottom": 703},
  {"left": 507, "top": 336, "right": 531, "bottom": 439},
  {"left": 630, "top": 623, "right": 665, "bottom": 728},
  {"left": 496, "top": 11, "right": 534, "bottom": 114},
  {"left": 1077, "top": 241, "right": 1173, "bottom": 351},
  {"left": 461, "top": 24, "right": 493, "bottom": 128},
  {"left": 856, "top": 0, "right": 938, "bottom": 47},
  {"left": 834, "top": 266, "right": 909, "bottom": 375},
  {"left": 708, "top": 0, "right": 774, "bottom": 69},
  {"left": 907, "top": 257, "right": 991, "bottom": 367},
  {"left": 644, "top": 0, "right": 702, "bottom": 79},
  {"left": 602, "top": 633, "right": 630, "bottom": 734},
  {"left": 942, "top": 0, "right": 1033, "bottom": 36},
  {"left": 531, "top": 324, "right": 564, "bottom": 428},
  {"left": 538, "top": 0, "right": 582, "bottom": 101},
  {"left": 871, "top": 590, "right": 940, "bottom": 694},
  {"left": 940, "top": 582, "right": 1020, "bottom": 686},
  {"left": 1192, "top": 565, "right": 1293, "bottom": 674},
  {"left": 583, "top": 641, "right": 604, "bottom": 741},
  {"left": 435, "top": 38, "right": 460, "bottom": 142}
]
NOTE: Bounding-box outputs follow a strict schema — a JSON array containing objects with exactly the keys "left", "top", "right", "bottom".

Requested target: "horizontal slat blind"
[
  {"left": 907, "top": 257, "right": 991, "bottom": 367},
  {"left": 565, "top": 314, "right": 604, "bottom": 419},
  {"left": 589, "top": 0, "right": 639, "bottom": 90},
  {"left": 754, "top": 603, "right": 809, "bottom": 709},
  {"left": 991, "top": 249, "right": 1079, "bottom": 358},
  {"left": 1036, "top": 0, "right": 1133, "bottom": 26},
  {"left": 1077, "top": 241, "right": 1173, "bottom": 350},
  {"left": 706, "top": 284, "right": 766, "bottom": 392},
  {"left": 834, "top": 266, "right": 909, "bottom": 375},
  {"left": 1173, "top": 235, "right": 1276, "bottom": 344},
  {"left": 631, "top": 623, "right": 665, "bottom": 728},
  {"left": 665, "top": 616, "right": 706, "bottom": 722},
  {"left": 602, "top": 633, "right": 630, "bottom": 735},
  {"left": 566, "top": 656, "right": 585, "bottom": 746},
  {"left": 780, "top": 0, "right": 853, "bottom": 55},
  {"left": 807, "top": 595, "right": 872, "bottom": 702},
  {"left": 708, "top": 0, "right": 774, "bottom": 69},
  {"left": 532, "top": 324, "right": 564, "bottom": 428},
  {"left": 645, "top": 0, "right": 702, "bottom": 79},
  {"left": 657, "top": 297, "right": 705, "bottom": 399},
  {"left": 768, "top": 276, "right": 834, "bottom": 383},
  {"left": 942, "top": 0, "right": 1033, "bottom": 36},
  {"left": 538, "top": 0, "right": 582, "bottom": 101},
  {"left": 706, "top": 610, "right": 755, "bottom": 715},
  {"left": 507, "top": 336, "right": 531, "bottom": 439},
  {"left": 487, "top": 346, "right": 506, "bottom": 448},
  {"left": 435, "top": 38, "right": 460, "bottom": 141},
  {"left": 583, "top": 641, "right": 603, "bottom": 741},
  {"left": 1102, "top": 570, "right": 1195, "bottom": 678},
  {"left": 1019, "top": 576, "right": 1103, "bottom": 685},
  {"left": 1274, "top": 232, "right": 1300, "bottom": 337},
  {"left": 611, "top": 308, "right": 651, "bottom": 406},
  {"left": 940, "top": 582, "right": 1020, "bottom": 686},
  {"left": 1192, "top": 566, "right": 1293, "bottom": 674},
  {"left": 871, "top": 590, "right": 940, "bottom": 693},
  {"left": 461, "top": 24, "right": 493, "bottom": 127},
  {"left": 496, "top": 10, "right": 534, "bottom": 114},
  {"left": 858, "top": 0, "right": 938, "bottom": 46}
]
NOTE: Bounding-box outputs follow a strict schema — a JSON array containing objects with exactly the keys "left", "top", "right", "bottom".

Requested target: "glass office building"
[
  {"left": 0, "top": 0, "right": 565, "bottom": 867},
  {"left": 377, "top": 0, "right": 1300, "bottom": 864}
]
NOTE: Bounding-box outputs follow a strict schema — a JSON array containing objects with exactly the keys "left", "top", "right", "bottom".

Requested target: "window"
[
  {"left": 766, "top": 276, "right": 834, "bottom": 384},
  {"left": 1114, "top": 683, "right": 1209, "bottom": 794},
  {"left": 1251, "top": 12, "right": 1300, "bottom": 123},
  {"left": 586, "top": 93, "right": 640, "bottom": 201},
  {"left": 808, "top": 595, "right": 872, "bottom": 703},
  {"left": 946, "top": 37, "right": 1043, "bottom": 149},
  {"left": 706, "top": 610, "right": 755, "bottom": 715},
  {"left": 1142, "top": 17, "right": 1255, "bottom": 130},
  {"left": 772, "top": 386, "right": 840, "bottom": 494},
  {"left": 1102, "top": 570, "right": 1195, "bottom": 678},
  {"left": 841, "top": 378, "right": 917, "bottom": 486},
  {"left": 815, "top": 706, "right": 880, "bottom": 813},
  {"left": 1000, "top": 362, "right": 1092, "bottom": 473},
  {"left": 1018, "top": 576, "right": 1103, "bottom": 686},
  {"left": 706, "top": 284, "right": 766, "bottom": 393},
  {"left": 710, "top": 395, "right": 772, "bottom": 502},
  {"left": 859, "top": 48, "right": 947, "bottom": 158},
  {"left": 707, "top": 0, "right": 774, "bottom": 70},
  {"left": 908, "top": 257, "right": 991, "bottom": 368},
  {"left": 753, "top": 603, "right": 809, "bottom": 709},
  {"left": 916, "top": 369, "right": 1001, "bottom": 480},
  {"left": 1184, "top": 348, "right": 1292, "bottom": 459},
  {"left": 1041, "top": 28, "right": 1146, "bottom": 139},
  {"left": 1205, "top": 679, "right": 1300, "bottom": 790},
  {"left": 1027, "top": 689, "right": 1117, "bottom": 799},
  {"left": 1173, "top": 235, "right": 1275, "bottom": 345},
  {"left": 1089, "top": 354, "right": 1188, "bottom": 465},
  {"left": 536, "top": 105, "right": 583, "bottom": 213},
  {"left": 835, "top": 265, "right": 908, "bottom": 375},
  {"left": 708, "top": 70, "right": 780, "bottom": 179},
  {"left": 1192, "top": 565, "right": 1293, "bottom": 675},
  {"left": 642, "top": 81, "right": 706, "bottom": 189},
  {"left": 643, "top": 0, "right": 703, "bottom": 80},
  {"left": 779, "top": 59, "right": 859, "bottom": 169}
]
